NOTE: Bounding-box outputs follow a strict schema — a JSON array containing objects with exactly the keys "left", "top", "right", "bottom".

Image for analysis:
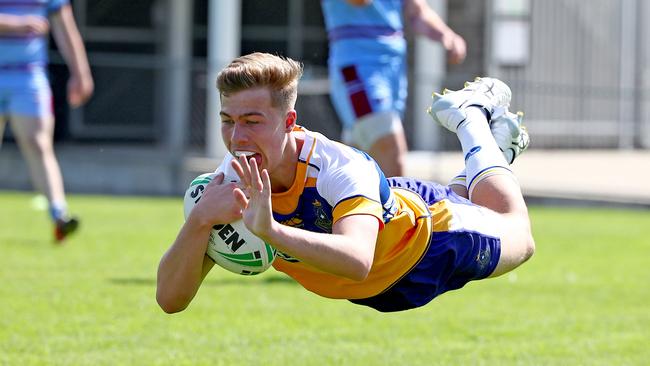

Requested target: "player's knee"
[
  {"left": 505, "top": 216, "right": 535, "bottom": 265},
  {"left": 522, "top": 233, "right": 535, "bottom": 262},
  {"left": 514, "top": 213, "right": 535, "bottom": 263},
  {"left": 350, "top": 111, "right": 403, "bottom": 150},
  {"left": 19, "top": 133, "right": 51, "bottom": 155},
  {"left": 515, "top": 217, "right": 535, "bottom": 263}
]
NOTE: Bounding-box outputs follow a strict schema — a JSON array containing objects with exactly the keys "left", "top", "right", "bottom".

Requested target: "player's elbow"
[
  {"left": 347, "top": 258, "right": 373, "bottom": 282},
  {"left": 156, "top": 290, "right": 190, "bottom": 314},
  {"left": 346, "top": 269, "right": 370, "bottom": 282}
]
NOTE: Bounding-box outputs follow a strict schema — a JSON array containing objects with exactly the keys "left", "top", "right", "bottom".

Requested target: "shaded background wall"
[{"left": 2, "top": 0, "right": 649, "bottom": 195}]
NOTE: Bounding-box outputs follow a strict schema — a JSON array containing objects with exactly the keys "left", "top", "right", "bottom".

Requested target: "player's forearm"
[
  {"left": 262, "top": 222, "right": 374, "bottom": 281},
  {"left": 50, "top": 6, "right": 91, "bottom": 79},
  {"left": 156, "top": 219, "right": 214, "bottom": 313},
  {"left": 405, "top": 0, "right": 454, "bottom": 42},
  {"left": 0, "top": 14, "right": 43, "bottom": 33},
  {"left": 0, "top": 14, "right": 20, "bottom": 31}
]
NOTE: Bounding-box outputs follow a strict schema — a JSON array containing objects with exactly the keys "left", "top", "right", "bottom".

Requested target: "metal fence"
[{"left": 486, "top": 0, "right": 649, "bottom": 149}]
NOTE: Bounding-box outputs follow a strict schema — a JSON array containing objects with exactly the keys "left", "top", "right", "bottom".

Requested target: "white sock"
[
  {"left": 49, "top": 201, "right": 68, "bottom": 222},
  {"left": 457, "top": 108, "right": 512, "bottom": 198}
]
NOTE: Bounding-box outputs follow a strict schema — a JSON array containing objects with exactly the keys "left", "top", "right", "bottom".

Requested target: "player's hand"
[
  {"left": 444, "top": 32, "right": 466, "bottom": 65},
  {"left": 13, "top": 15, "right": 49, "bottom": 35},
  {"left": 189, "top": 172, "right": 243, "bottom": 226},
  {"left": 231, "top": 155, "right": 275, "bottom": 240},
  {"left": 67, "top": 73, "right": 94, "bottom": 108}
]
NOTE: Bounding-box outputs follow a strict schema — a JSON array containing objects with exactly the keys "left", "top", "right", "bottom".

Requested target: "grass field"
[{"left": 0, "top": 190, "right": 649, "bottom": 366}]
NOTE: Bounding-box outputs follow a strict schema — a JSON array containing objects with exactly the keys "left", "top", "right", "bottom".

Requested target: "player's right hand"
[
  {"left": 16, "top": 15, "right": 50, "bottom": 35},
  {"left": 188, "top": 172, "right": 243, "bottom": 227},
  {"left": 231, "top": 155, "right": 275, "bottom": 241}
]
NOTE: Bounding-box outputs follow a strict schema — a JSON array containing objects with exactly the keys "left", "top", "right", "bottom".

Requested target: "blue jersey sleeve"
[{"left": 48, "top": 0, "right": 70, "bottom": 14}]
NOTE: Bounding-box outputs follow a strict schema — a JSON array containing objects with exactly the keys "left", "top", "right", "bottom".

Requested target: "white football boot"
[
  {"left": 428, "top": 77, "right": 512, "bottom": 133},
  {"left": 490, "top": 110, "right": 530, "bottom": 164}
]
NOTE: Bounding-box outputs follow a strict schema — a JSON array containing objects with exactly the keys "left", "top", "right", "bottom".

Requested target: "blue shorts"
[
  {"left": 350, "top": 177, "right": 502, "bottom": 312},
  {"left": 328, "top": 58, "right": 407, "bottom": 128},
  {"left": 0, "top": 68, "right": 53, "bottom": 118}
]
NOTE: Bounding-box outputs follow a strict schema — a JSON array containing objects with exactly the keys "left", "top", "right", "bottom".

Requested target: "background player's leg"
[
  {"left": 353, "top": 111, "right": 407, "bottom": 177},
  {"left": 9, "top": 114, "right": 68, "bottom": 221},
  {"left": 367, "top": 131, "right": 407, "bottom": 178}
]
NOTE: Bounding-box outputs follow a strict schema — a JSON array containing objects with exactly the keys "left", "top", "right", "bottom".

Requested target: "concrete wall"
[{"left": 0, "top": 144, "right": 176, "bottom": 196}]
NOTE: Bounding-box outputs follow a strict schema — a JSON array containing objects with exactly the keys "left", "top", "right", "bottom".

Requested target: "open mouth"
[
  {"left": 233, "top": 151, "right": 256, "bottom": 158},
  {"left": 233, "top": 150, "right": 262, "bottom": 167}
]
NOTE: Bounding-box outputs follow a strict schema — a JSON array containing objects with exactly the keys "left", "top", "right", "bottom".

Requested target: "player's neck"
[{"left": 269, "top": 134, "right": 303, "bottom": 193}]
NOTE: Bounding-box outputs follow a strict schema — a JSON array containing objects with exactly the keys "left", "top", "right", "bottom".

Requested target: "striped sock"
[{"left": 448, "top": 169, "right": 467, "bottom": 187}]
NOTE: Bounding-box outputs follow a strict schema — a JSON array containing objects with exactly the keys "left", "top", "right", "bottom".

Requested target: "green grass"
[{"left": 1, "top": 190, "right": 649, "bottom": 366}]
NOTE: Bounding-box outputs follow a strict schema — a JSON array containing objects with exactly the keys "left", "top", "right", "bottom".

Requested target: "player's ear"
[{"left": 284, "top": 110, "right": 297, "bottom": 132}]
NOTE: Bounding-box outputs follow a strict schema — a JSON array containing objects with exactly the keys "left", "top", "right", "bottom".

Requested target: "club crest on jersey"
[{"left": 312, "top": 199, "right": 332, "bottom": 231}]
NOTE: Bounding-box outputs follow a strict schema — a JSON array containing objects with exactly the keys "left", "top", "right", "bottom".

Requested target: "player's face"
[{"left": 220, "top": 87, "right": 296, "bottom": 176}]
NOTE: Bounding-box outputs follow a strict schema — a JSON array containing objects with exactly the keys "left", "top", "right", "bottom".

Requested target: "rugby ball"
[{"left": 183, "top": 172, "right": 276, "bottom": 275}]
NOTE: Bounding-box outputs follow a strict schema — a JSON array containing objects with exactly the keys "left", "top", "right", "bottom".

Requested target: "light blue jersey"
[
  {"left": 0, "top": 0, "right": 68, "bottom": 69},
  {"left": 321, "top": 0, "right": 406, "bottom": 65},
  {"left": 0, "top": 0, "right": 68, "bottom": 117},
  {"left": 322, "top": 0, "right": 407, "bottom": 126}
]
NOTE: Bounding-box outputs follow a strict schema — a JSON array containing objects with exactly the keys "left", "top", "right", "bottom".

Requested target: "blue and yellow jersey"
[
  {"left": 0, "top": 0, "right": 68, "bottom": 69},
  {"left": 216, "top": 126, "right": 433, "bottom": 299},
  {"left": 321, "top": 0, "right": 406, "bottom": 65}
]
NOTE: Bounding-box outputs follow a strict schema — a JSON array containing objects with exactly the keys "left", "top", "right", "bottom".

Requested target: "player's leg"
[
  {"left": 429, "top": 77, "right": 534, "bottom": 276},
  {"left": 365, "top": 57, "right": 408, "bottom": 177},
  {"left": 367, "top": 132, "right": 407, "bottom": 178},
  {"left": 9, "top": 71, "right": 79, "bottom": 241},
  {"left": 10, "top": 114, "right": 65, "bottom": 204},
  {"left": 353, "top": 111, "right": 407, "bottom": 177},
  {"left": 448, "top": 112, "right": 534, "bottom": 276}
]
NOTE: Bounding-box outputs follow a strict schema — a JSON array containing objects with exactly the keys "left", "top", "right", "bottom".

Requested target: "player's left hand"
[
  {"left": 67, "top": 73, "right": 94, "bottom": 108},
  {"left": 231, "top": 155, "right": 275, "bottom": 241}
]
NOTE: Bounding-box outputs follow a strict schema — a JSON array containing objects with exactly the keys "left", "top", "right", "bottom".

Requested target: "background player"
[
  {"left": 321, "top": 0, "right": 466, "bottom": 176},
  {"left": 0, "top": 0, "right": 93, "bottom": 241}
]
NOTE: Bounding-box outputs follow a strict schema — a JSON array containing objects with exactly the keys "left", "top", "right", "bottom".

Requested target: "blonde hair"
[{"left": 217, "top": 52, "right": 303, "bottom": 112}]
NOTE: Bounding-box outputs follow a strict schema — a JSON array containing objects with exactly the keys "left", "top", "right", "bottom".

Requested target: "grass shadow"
[{"left": 108, "top": 275, "right": 297, "bottom": 287}]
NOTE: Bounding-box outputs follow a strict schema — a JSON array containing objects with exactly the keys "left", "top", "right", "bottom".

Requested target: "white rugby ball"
[{"left": 183, "top": 172, "right": 276, "bottom": 275}]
